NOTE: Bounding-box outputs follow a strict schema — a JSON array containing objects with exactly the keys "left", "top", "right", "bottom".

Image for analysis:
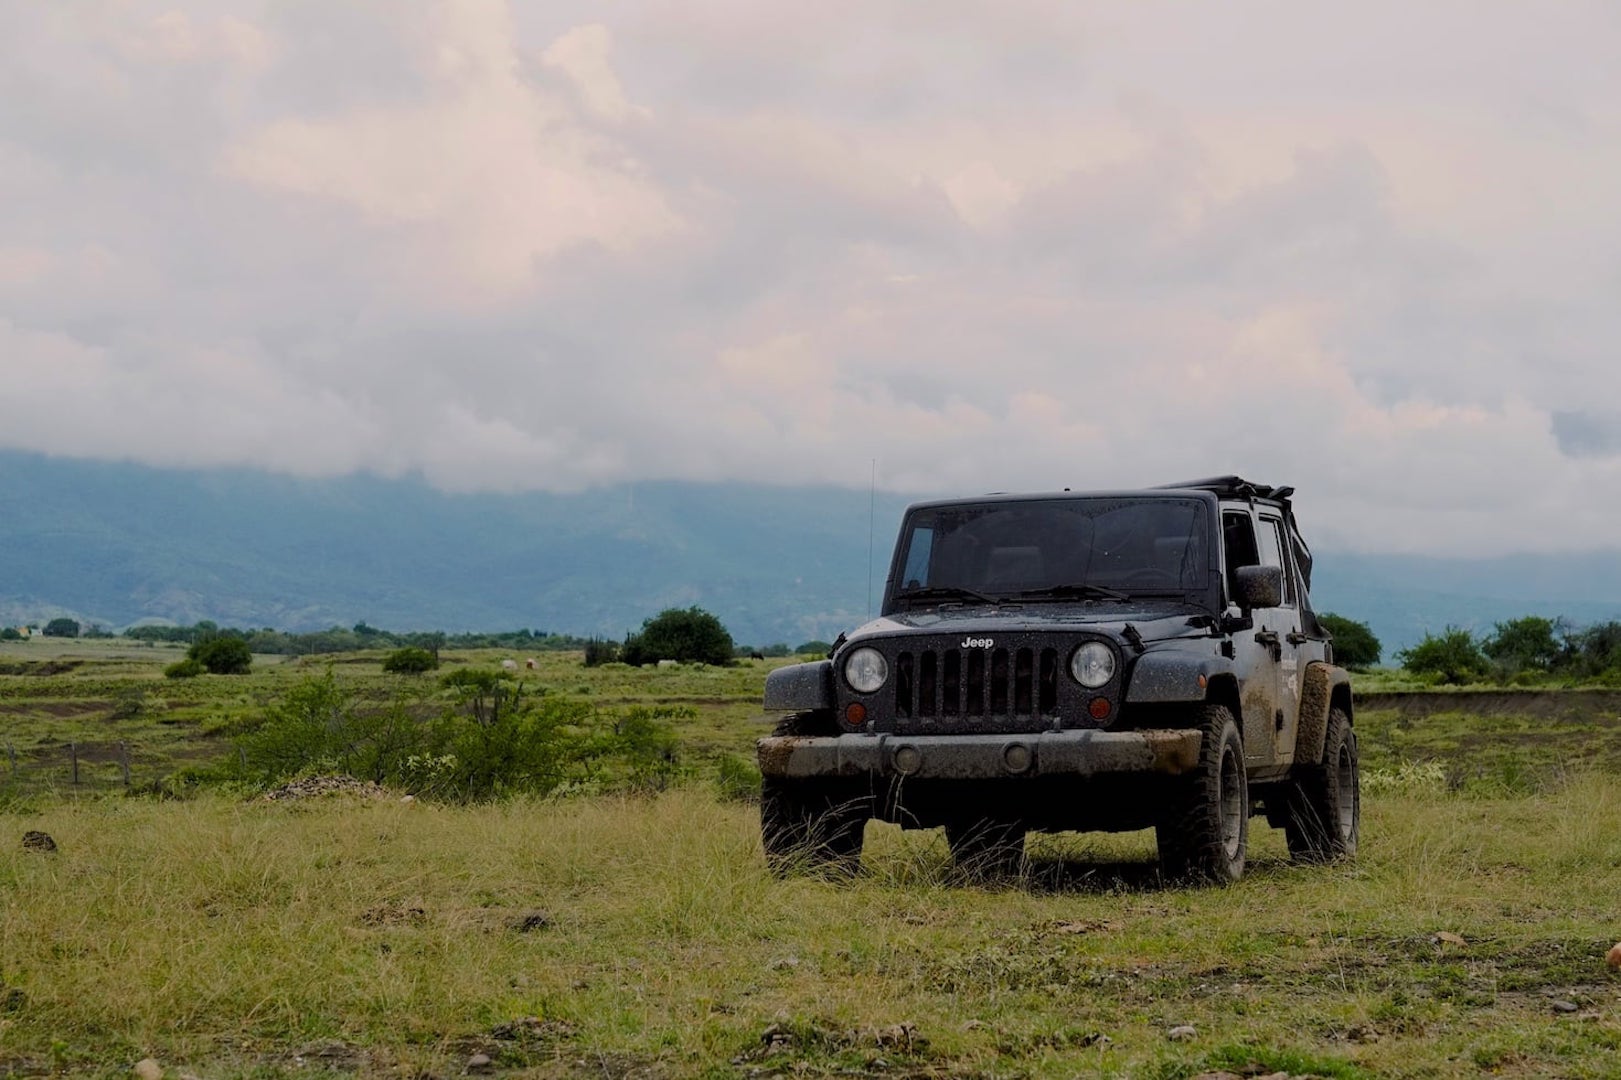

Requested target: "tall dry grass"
[{"left": 3, "top": 778, "right": 1620, "bottom": 1077}]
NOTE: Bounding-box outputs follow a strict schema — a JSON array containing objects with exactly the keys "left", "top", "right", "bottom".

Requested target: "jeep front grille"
[{"left": 893, "top": 646, "right": 1060, "bottom": 721}]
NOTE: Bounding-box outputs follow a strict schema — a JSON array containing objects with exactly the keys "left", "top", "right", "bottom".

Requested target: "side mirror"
[{"left": 1234, "top": 565, "right": 1284, "bottom": 610}]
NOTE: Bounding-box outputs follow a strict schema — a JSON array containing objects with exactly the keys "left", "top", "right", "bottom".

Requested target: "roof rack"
[{"left": 1154, "top": 475, "right": 1295, "bottom": 502}]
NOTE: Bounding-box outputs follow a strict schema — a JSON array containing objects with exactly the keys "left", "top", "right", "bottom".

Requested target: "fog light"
[
  {"left": 893, "top": 745, "right": 922, "bottom": 775},
  {"left": 1089, "top": 697, "right": 1112, "bottom": 721},
  {"left": 1003, "top": 743, "right": 1032, "bottom": 774}
]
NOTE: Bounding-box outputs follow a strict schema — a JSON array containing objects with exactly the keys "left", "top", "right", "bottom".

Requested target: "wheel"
[
  {"left": 945, "top": 819, "right": 1027, "bottom": 879},
  {"left": 760, "top": 777, "right": 868, "bottom": 875},
  {"left": 1156, "top": 704, "right": 1248, "bottom": 884},
  {"left": 1283, "top": 707, "right": 1359, "bottom": 863},
  {"left": 759, "top": 712, "right": 869, "bottom": 875}
]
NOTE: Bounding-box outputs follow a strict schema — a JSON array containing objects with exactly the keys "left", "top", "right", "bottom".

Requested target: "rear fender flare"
[{"left": 1296, "top": 661, "right": 1352, "bottom": 764}]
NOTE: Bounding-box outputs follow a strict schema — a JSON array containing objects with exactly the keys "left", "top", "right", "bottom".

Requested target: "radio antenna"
[{"left": 867, "top": 459, "right": 877, "bottom": 618}]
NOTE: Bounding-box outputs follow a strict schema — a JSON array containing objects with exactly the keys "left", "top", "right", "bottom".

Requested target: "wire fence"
[{"left": 2, "top": 739, "right": 146, "bottom": 795}]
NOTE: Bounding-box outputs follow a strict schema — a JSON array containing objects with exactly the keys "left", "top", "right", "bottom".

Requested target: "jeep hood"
[{"left": 842, "top": 605, "right": 1205, "bottom": 646}]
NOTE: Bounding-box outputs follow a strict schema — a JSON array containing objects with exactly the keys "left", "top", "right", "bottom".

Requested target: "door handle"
[{"left": 1254, "top": 629, "right": 1282, "bottom": 661}]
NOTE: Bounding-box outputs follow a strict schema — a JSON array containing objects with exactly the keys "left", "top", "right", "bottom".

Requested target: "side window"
[
  {"left": 900, "top": 527, "right": 934, "bottom": 588},
  {"left": 1256, "top": 516, "right": 1295, "bottom": 606},
  {"left": 1222, "top": 511, "right": 1259, "bottom": 603}
]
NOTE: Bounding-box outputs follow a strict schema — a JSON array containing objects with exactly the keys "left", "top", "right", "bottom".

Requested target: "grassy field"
[{"left": 2, "top": 642, "right": 1620, "bottom": 1078}]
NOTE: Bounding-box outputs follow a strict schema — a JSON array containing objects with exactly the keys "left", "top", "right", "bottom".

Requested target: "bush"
[
  {"left": 1318, "top": 613, "right": 1380, "bottom": 669},
  {"left": 1483, "top": 616, "right": 1561, "bottom": 675},
  {"left": 164, "top": 658, "right": 205, "bottom": 679},
  {"left": 381, "top": 647, "right": 439, "bottom": 674},
  {"left": 231, "top": 671, "right": 683, "bottom": 802},
  {"left": 189, "top": 636, "right": 252, "bottom": 675},
  {"left": 621, "top": 607, "right": 735, "bottom": 667},
  {"left": 715, "top": 752, "right": 762, "bottom": 802},
  {"left": 42, "top": 618, "right": 80, "bottom": 638},
  {"left": 0, "top": 628, "right": 20, "bottom": 641},
  {"left": 1558, "top": 620, "right": 1621, "bottom": 678},
  {"left": 1398, "top": 627, "right": 1490, "bottom": 685},
  {"left": 582, "top": 638, "right": 619, "bottom": 667},
  {"left": 795, "top": 639, "right": 833, "bottom": 657}
]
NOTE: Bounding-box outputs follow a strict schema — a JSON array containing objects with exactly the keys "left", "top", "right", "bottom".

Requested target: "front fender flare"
[
  {"left": 1125, "top": 652, "right": 1236, "bottom": 704},
  {"left": 763, "top": 660, "right": 835, "bottom": 712}
]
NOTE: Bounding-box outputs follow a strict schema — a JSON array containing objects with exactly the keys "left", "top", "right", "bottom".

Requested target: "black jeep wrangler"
[{"left": 757, "top": 477, "right": 1358, "bottom": 883}]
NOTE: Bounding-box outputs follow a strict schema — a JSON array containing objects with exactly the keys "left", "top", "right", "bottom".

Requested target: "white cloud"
[{"left": 2, "top": 0, "right": 1620, "bottom": 554}]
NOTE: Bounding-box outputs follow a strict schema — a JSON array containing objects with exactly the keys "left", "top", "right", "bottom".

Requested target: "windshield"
[{"left": 891, "top": 497, "right": 1211, "bottom": 604}]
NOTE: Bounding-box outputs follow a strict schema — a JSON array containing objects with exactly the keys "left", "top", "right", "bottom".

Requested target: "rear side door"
[
  {"left": 1253, "top": 511, "right": 1305, "bottom": 767},
  {"left": 1222, "top": 507, "right": 1279, "bottom": 770}
]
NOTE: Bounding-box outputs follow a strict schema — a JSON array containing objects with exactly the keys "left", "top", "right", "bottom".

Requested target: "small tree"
[
  {"left": 0, "top": 628, "right": 21, "bottom": 642},
  {"left": 189, "top": 635, "right": 253, "bottom": 675},
  {"left": 621, "top": 607, "right": 735, "bottom": 667},
  {"left": 1398, "top": 627, "right": 1490, "bottom": 685},
  {"left": 1317, "top": 613, "right": 1381, "bottom": 669},
  {"left": 1483, "top": 616, "right": 1561, "bottom": 674},
  {"left": 795, "top": 639, "right": 833, "bottom": 657},
  {"left": 582, "top": 638, "right": 619, "bottom": 667},
  {"left": 164, "top": 657, "right": 205, "bottom": 679},
  {"left": 42, "top": 618, "right": 80, "bottom": 638},
  {"left": 382, "top": 647, "right": 439, "bottom": 674}
]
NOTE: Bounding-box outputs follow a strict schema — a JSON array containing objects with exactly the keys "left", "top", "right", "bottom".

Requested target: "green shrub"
[
  {"left": 42, "top": 618, "right": 80, "bottom": 638},
  {"left": 795, "top": 639, "right": 833, "bottom": 656},
  {"left": 1318, "top": 613, "right": 1380, "bottom": 669},
  {"left": 189, "top": 636, "right": 252, "bottom": 675},
  {"left": 1483, "top": 616, "right": 1560, "bottom": 674},
  {"left": 621, "top": 607, "right": 735, "bottom": 667},
  {"left": 381, "top": 647, "right": 439, "bottom": 674},
  {"left": 715, "top": 752, "right": 762, "bottom": 802},
  {"left": 582, "top": 638, "right": 619, "bottom": 667},
  {"left": 233, "top": 669, "right": 680, "bottom": 802},
  {"left": 164, "top": 658, "right": 205, "bottom": 679},
  {"left": 1398, "top": 627, "right": 1490, "bottom": 685}
]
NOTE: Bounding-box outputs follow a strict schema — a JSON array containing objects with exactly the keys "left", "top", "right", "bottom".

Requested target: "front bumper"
[{"left": 757, "top": 728, "right": 1203, "bottom": 781}]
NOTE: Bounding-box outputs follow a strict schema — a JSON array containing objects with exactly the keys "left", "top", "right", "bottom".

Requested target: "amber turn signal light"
[
  {"left": 1088, "top": 697, "right": 1111, "bottom": 721},
  {"left": 844, "top": 703, "right": 868, "bottom": 727}
]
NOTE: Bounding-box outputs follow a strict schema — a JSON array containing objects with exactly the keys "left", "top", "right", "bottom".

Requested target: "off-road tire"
[
  {"left": 1156, "top": 704, "right": 1248, "bottom": 884},
  {"left": 1283, "top": 706, "right": 1359, "bottom": 863},
  {"left": 759, "top": 712, "right": 870, "bottom": 875},
  {"left": 944, "top": 819, "right": 1027, "bottom": 879}
]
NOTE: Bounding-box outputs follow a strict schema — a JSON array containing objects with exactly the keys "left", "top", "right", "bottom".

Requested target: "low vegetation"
[{"left": 2, "top": 636, "right": 1620, "bottom": 1077}]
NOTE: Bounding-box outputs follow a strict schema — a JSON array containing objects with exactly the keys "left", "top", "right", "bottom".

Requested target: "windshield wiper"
[
  {"left": 895, "top": 585, "right": 1001, "bottom": 606},
  {"left": 1018, "top": 583, "right": 1129, "bottom": 602}
]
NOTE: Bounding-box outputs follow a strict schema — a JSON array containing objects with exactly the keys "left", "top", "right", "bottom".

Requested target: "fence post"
[
  {"left": 120, "top": 741, "right": 131, "bottom": 787},
  {"left": 70, "top": 742, "right": 79, "bottom": 786}
]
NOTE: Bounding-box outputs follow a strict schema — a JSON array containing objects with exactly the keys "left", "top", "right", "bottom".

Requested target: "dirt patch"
[{"left": 0, "top": 661, "right": 84, "bottom": 677}]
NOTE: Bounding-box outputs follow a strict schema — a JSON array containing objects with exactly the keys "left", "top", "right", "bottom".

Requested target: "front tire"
[
  {"left": 1157, "top": 705, "right": 1248, "bottom": 884},
  {"left": 759, "top": 712, "right": 870, "bottom": 875},
  {"left": 1284, "top": 706, "right": 1359, "bottom": 863},
  {"left": 944, "top": 819, "right": 1027, "bottom": 879}
]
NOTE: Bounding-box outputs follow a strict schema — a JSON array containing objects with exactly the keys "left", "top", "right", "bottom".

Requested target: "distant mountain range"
[{"left": 3, "top": 451, "right": 1619, "bottom": 660}]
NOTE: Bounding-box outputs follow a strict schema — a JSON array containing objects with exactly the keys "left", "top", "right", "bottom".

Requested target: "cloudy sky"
[{"left": 3, "top": 1, "right": 1619, "bottom": 555}]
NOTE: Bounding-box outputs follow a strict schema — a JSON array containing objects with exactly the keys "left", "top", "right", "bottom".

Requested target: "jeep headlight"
[
  {"left": 1069, "top": 642, "right": 1116, "bottom": 688},
  {"left": 843, "top": 647, "right": 889, "bottom": 694}
]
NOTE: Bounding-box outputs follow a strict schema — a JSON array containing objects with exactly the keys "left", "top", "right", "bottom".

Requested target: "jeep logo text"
[{"left": 960, "top": 637, "right": 995, "bottom": 649}]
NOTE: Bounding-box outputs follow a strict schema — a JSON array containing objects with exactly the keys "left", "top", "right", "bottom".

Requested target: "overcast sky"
[{"left": 3, "top": 1, "right": 1619, "bottom": 555}]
